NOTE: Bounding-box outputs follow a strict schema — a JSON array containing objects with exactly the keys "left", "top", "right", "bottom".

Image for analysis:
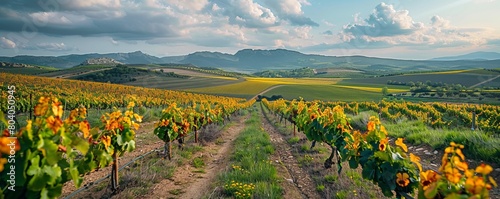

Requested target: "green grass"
[
  {"left": 0, "top": 67, "right": 57, "bottom": 75},
  {"left": 218, "top": 110, "right": 282, "bottom": 199},
  {"left": 339, "top": 69, "right": 500, "bottom": 88},
  {"left": 288, "top": 136, "right": 300, "bottom": 144},
  {"left": 384, "top": 120, "right": 500, "bottom": 164},
  {"left": 264, "top": 84, "right": 384, "bottom": 101}
]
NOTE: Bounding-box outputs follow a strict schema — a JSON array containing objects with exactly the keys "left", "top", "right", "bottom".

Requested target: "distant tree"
[{"left": 382, "top": 87, "right": 389, "bottom": 96}]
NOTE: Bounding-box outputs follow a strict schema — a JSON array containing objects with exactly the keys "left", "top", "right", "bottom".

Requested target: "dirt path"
[
  {"left": 260, "top": 106, "right": 322, "bottom": 199},
  {"left": 469, "top": 74, "right": 500, "bottom": 88},
  {"left": 251, "top": 85, "right": 284, "bottom": 100},
  {"left": 145, "top": 115, "right": 249, "bottom": 199},
  {"left": 56, "top": 67, "right": 113, "bottom": 78}
]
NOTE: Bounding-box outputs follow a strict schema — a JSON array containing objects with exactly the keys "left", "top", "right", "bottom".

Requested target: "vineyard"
[
  {"left": 0, "top": 71, "right": 499, "bottom": 199},
  {"left": 262, "top": 98, "right": 498, "bottom": 198},
  {"left": 0, "top": 73, "right": 255, "bottom": 198}
]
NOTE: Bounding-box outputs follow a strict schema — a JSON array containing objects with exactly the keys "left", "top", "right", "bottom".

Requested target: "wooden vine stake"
[
  {"left": 195, "top": 130, "right": 198, "bottom": 143},
  {"left": 293, "top": 124, "right": 296, "bottom": 137},
  {"left": 111, "top": 150, "right": 119, "bottom": 193}
]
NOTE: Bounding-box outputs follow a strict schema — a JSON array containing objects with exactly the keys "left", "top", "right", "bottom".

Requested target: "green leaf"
[
  {"left": 116, "top": 134, "right": 123, "bottom": 146},
  {"left": 40, "top": 187, "right": 49, "bottom": 199},
  {"left": 47, "top": 184, "right": 63, "bottom": 199},
  {"left": 42, "top": 165, "right": 62, "bottom": 186},
  {"left": 26, "top": 155, "right": 41, "bottom": 176},
  {"left": 39, "top": 139, "right": 60, "bottom": 165},
  {"left": 349, "top": 158, "right": 358, "bottom": 169},
  {"left": 27, "top": 172, "right": 48, "bottom": 191},
  {"left": 69, "top": 167, "right": 82, "bottom": 188},
  {"left": 374, "top": 151, "right": 390, "bottom": 162},
  {"left": 73, "top": 138, "right": 89, "bottom": 155}
]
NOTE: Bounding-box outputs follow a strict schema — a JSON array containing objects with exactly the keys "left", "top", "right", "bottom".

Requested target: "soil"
[
  {"left": 260, "top": 111, "right": 321, "bottom": 199},
  {"left": 144, "top": 114, "right": 249, "bottom": 199}
]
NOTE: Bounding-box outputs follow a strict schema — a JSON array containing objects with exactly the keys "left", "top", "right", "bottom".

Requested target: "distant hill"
[
  {"left": 79, "top": 57, "right": 122, "bottom": 65},
  {"left": 431, "top": 51, "right": 500, "bottom": 61},
  {"left": 0, "top": 51, "right": 162, "bottom": 68},
  {"left": 2, "top": 49, "right": 500, "bottom": 74}
]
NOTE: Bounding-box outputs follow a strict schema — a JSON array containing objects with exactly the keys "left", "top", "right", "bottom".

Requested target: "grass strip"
[{"left": 218, "top": 108, "right": 282, "bottom": 199}]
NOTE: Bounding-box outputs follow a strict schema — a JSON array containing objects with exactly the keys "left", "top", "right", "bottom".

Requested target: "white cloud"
[
  {"left": 263, "top": 0, "right": 318, "bottom": 26},
  {"left": 0, "top": 37, "right": 16, "bottom": 49},
  {"left": 36, "top": 42, "right": 73, "bottom": 51},
  {"left": 335, "top": 3, "right": 498, "bottom": 50}
]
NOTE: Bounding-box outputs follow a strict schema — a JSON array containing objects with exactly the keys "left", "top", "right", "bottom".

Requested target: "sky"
[{"left": 0, "top": 0, "right": 499, "bottom": 59}]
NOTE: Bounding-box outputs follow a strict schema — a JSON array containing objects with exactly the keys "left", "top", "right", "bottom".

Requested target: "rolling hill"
[
  {"left": 2, "top": 49, "right": 500, "bottom": 74},
  {"left": 431, "top": 51, "right": 500, "bottom": 61}
]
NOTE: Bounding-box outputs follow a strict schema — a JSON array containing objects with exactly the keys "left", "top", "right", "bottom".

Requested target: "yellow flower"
[
  {"left": 465, "top": 176, "right": 487, "bottom": 195},
  {"left": 395, "top": 138, "right": 408, "bottom": 152},
  {"left": 455, "top": 148, "right": 465, "bottom": 160},
  {"left": 46, "top": 116, "right": 63, "bottom": 133},
  {"left": 420, "top": 170, "right": 440, "bottom": 190},
  {"left": 367, "top": 121, "right": 375, "bottom": 132},
  {"left": 79, "top": 121, "right": 90, "bottom": 138},
  {"left": 124, "top": 110, "right": 133, "bottom": 117},
  {"left": 489, "top": 176, "right": 497, "bottom": 187},
  {"left": 475, "top": 163, "right": 493, "bottom": 175},
  {"left": 133, "top": 113, "right": 143, "bottom": 122},
  {"left": 396, "top": 172, "right": 410, "bottom": 187},
  {"left": 444, "top": 167, "right": 462, "bottom": 184},
  {"left": 34, "top": 103, "right": 48, "bottom": 116},
  {"left": 127, "top": 101, "right": 135, "bottom": 109},
  {"left": 0, "top": 158, "right": 7, "bottom": 172},
  {"left": 452, "top": 156, "right": 468, "bottom": 171},
  {"left": 410, "top": 153, "right": 423, "bottom": 172},
  {"left": 102, "top": 135, "right": 111, "bottom": 150},
  {"left": 379, "top": 138, "right": 388, "bottom": 151}
]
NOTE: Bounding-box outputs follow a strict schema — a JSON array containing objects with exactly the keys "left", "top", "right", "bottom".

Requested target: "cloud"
[
  {"left": 0, "top": 37, "right": 16, "bottom": 49},
  {"left": 35, "top": 42, "right": 74, "bottom": 51},
  {"left": 209, "top": 0, "right": 279, "bottom": 28},
  {"left": 323, "top": 30, "right": 333, "bottom": 35},
  {"left": 328, "top": 3, "right": 499, "bottom": 50},
  {"left": 262, "top": 0, "right": 318, "bottom": 26},
  {"left": 342, "top": 3, "right": 423, "bottom": 38}
]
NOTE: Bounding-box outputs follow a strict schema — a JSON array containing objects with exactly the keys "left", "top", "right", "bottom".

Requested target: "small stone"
[
  {"left": 425, "top": 152, "right": 432, "bottom": 156},
  {"left": 416, "top": 148, "right": 425, "bottom": 151},
  {"left": 288, "top": 156, "right": 293, "bottom": 158},
  {"left": 430, "top": 163, "right": 438, "bottom": 167},
  {"left": 433, "top": 151, "right": 438, "bottom": 155},
  {"left": 286, "top": 178, "right": 294, "bottom": 183},
  {"left": 495, "top": 168, "right": 500, "bottom": 172}
]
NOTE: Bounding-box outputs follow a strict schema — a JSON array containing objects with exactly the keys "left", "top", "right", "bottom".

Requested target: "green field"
[
  {"left": 125, "top": 75, "right": 242, "bottom": 90},
  {"left": 340, "top": 69, "right": 500, "bottom": 87},
  {"left": 38, "top": 64, "right": 114, "bottom": 77},
  {"left": 0, "top": 66, "right": 57, "bottom": 75},
  {"left": 262, "top": 84, "right": 384, "bottom": 101}
]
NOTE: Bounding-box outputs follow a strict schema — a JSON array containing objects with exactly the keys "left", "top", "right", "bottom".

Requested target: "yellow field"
[
  {"left": 405, "top": 69, "right": 471, "bottom": 75},
  {"left": 187, "top": 77, "right": 342, "bottom": 96},
  {"left": 331, "top": 85, "right": 408, "bottom": 93}
]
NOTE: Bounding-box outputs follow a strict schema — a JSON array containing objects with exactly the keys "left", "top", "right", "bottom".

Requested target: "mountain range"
[
  {"left": 1, "top": 49, "right": 499, "bottom": 73},
  {"left": 431, "top": 51, "right": 500, "bottom": 61}
]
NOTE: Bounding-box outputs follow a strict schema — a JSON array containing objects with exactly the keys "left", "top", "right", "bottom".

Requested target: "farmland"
[
  {"left": 340, "top": 69, "right": 500, "bottom": 88},
  {"left": 1, "top": 65, "right": 500, "bottom": 199}
]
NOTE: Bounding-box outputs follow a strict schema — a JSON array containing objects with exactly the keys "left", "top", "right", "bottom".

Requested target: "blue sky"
[{"left": 0, "top": 0, "right": 499, "bottom": 59}]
